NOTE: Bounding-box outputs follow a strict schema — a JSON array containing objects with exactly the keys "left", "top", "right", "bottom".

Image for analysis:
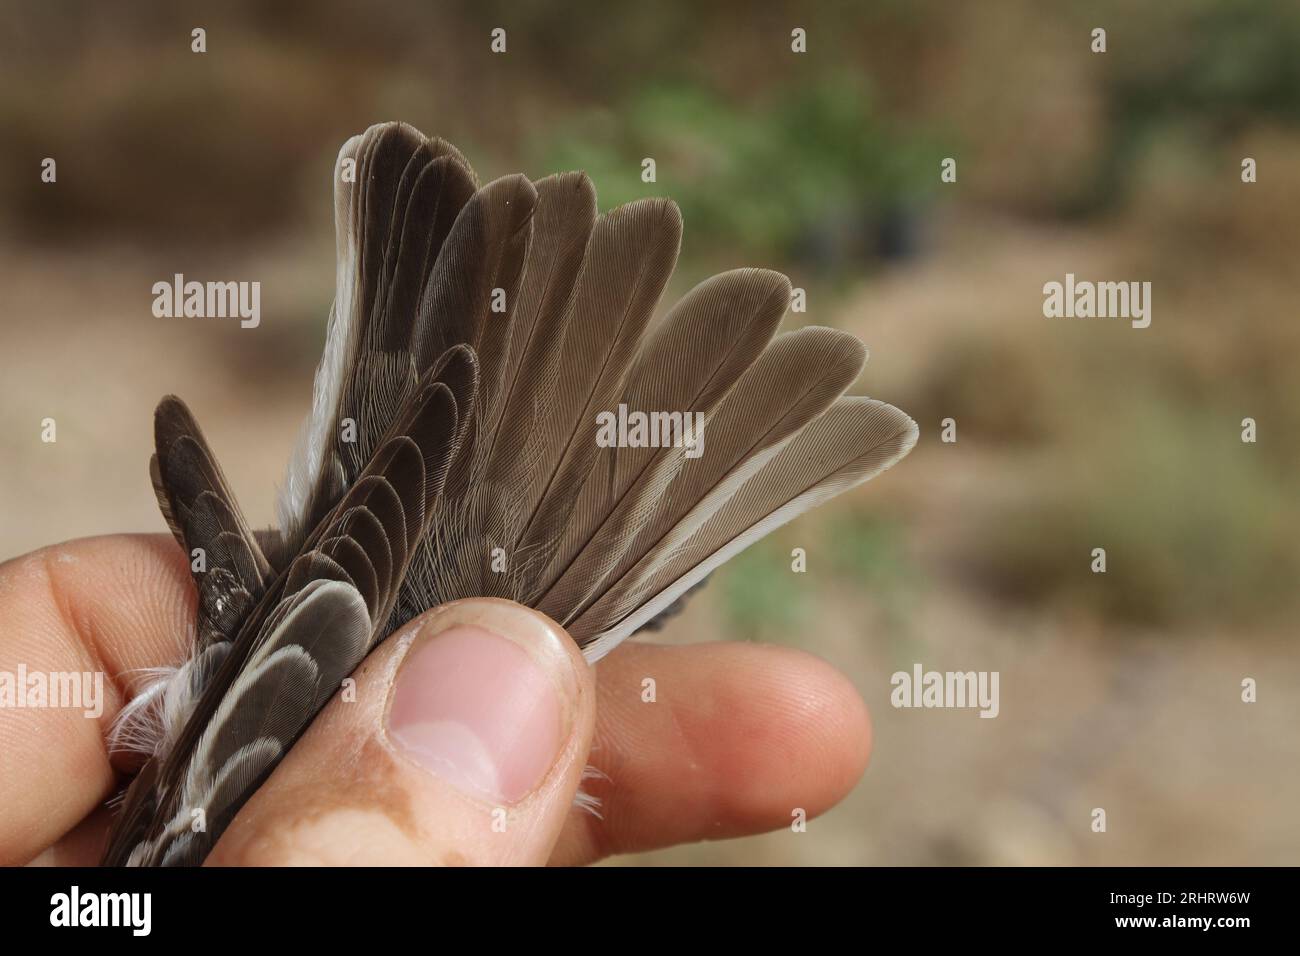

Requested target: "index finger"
[{"left": 0, "top": 534, "right": 192, "bottom": 865}]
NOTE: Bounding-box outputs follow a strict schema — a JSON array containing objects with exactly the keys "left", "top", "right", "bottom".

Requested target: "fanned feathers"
[{"left": 103, "top": 122, "right": 917, "bottom": 865}]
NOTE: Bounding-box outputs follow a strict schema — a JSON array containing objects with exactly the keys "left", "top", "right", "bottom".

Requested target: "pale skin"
[{"left": 1, "top": 534, "right": 871, "bottom": 866}]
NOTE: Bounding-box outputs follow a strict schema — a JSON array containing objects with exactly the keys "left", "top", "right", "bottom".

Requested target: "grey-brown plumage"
[{"left": 102, "top": 122, "right": 917, "bottom": 866}]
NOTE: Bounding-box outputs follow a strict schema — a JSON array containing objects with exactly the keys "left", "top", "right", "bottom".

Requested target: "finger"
[
  {"left": 208, "top": 599, "right": 596, "bottom": 866},
  {"left": 548, "top": 640, "right": 871, "bottom": 865},
  {"left": 0, "top": 534, "right": 192, "bottom": 865},
  {"left": 25, "top": 806, "right": 116, "bottom": 867}
]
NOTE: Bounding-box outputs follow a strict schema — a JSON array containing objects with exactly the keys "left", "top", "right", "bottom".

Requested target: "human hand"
[{"left": 2, "top": 534, "right": 870, "bottom": 865}]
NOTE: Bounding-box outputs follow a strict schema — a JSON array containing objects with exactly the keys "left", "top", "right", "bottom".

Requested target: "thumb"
[{"left": 206, "top": 598, "right": 596, "bottom": 866}]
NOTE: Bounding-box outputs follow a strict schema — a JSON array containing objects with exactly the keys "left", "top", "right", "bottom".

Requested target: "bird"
[{"left": 100, "top": 121, "right": 918, "bottom": 865}]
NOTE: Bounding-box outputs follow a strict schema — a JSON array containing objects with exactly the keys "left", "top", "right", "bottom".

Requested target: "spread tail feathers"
[{"left": 103, "top": 122, "right": 917, "bottom": 866}]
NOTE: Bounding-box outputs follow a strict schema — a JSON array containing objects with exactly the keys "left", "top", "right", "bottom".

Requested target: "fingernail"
[{"left": 386, "top": 607, "right": 572, "bottom": 804}]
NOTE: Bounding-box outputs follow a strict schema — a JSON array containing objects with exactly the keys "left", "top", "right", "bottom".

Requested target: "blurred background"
[{"left": 1, "top": 0, "right": 1297, "bottom": 864}]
